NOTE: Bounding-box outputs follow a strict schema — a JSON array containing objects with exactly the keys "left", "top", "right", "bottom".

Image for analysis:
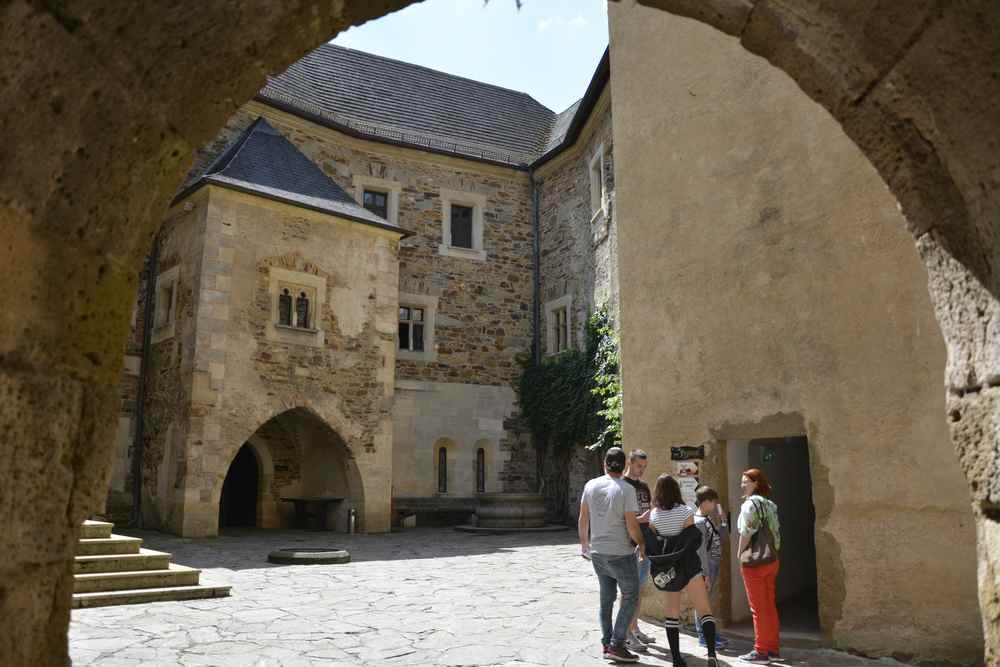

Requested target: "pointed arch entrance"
[{"left": 215, "top": 407, "right": 365, "bottom": 532}]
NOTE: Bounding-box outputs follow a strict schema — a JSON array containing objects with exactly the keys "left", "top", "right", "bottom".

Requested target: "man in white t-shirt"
[{"left": 579, "top": 447, "right": 646, "bottom": 663}]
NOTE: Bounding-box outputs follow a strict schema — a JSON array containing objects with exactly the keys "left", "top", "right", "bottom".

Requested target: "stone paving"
[{"left": 70, "top": 528, "right": 913, "bottom": 666}]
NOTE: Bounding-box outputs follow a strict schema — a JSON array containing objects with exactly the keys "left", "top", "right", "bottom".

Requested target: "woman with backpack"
[
  {"left": 647, "top": 474, "right": 720, "bottom": 667},
  {"left": 737, "top": 468, "right": 782, "bottom": 664}
]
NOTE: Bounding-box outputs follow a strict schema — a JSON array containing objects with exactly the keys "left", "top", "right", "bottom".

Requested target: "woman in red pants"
[{"left": 737, "top": 468, "right": 781, "bottom": 664}]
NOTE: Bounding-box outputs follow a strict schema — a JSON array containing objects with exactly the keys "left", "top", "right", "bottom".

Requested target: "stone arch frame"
[
  {"left": 4, "top": 1, "right": 1000, "bottom": 664},
  {"left": 243, "top": 433, "right": 278, "bottom": 529},
  {"left": 433, "top": 438, "right": 456, "bottom": 495},
  {"left": 473, "top": 438, "right": 494, "bottom": 495},
  {"left": 208, "top": 406, "right": 366, "bottom": 535}
]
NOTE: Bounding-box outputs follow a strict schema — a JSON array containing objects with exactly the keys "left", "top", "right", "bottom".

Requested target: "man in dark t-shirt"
[{"left": 623, "top": 449, "right": 654, "bottom": 649}]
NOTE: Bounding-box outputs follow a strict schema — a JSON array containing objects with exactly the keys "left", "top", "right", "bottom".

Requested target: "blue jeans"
[{"left": 591, "top": 552, "right": 640, "bottom": 648}]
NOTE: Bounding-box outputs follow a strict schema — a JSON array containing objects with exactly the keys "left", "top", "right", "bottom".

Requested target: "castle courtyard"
[{"left": 70, "top": 529, "right": 914, "bottom": 667}]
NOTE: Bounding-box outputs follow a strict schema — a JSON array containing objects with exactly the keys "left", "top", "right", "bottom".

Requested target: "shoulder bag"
[{"left": 739, "top": 499, "right": 777, "bottom": 567}]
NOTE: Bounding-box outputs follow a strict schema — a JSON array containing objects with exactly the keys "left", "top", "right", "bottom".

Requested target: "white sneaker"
[{"left": 626, "top": 634, "right": 649, "bottom": 654}]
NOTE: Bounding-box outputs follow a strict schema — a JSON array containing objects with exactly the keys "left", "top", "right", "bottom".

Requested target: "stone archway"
[
  {"left": 211, "top": 407, "right": 366, "bottom": 534},
  {"left": 2, "top": 1, "right": 1000, "bottom": 664}
]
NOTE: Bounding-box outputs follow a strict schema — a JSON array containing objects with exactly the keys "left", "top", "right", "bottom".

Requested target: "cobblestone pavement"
[{"left": 70, "top": 528, "right": 912, "bottom": 666}]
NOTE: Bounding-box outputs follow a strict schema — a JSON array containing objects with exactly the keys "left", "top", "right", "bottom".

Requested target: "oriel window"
[
  {"left": 450, "top": 204, "right": 474, "bottom": 249},
  {"left": 398, "top": 306, "right": 425, "bottom": 352},
  {"left": 363, "top": 189, "right": 388, "bottom": 219}
]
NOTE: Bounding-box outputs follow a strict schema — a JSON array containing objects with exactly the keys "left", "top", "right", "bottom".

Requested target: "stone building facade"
[
  {"left": 106, "top": 45, "right": 617, "bottom": 533},
  {"left": 93, "top": 24, "right": 981, "bottom": 663}
]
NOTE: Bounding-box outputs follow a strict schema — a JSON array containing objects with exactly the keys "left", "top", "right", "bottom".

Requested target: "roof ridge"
[{"left": 319, "top": 43, "right": 557, "bottom": 114}]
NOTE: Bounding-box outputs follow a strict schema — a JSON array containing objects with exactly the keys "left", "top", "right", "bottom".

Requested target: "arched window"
[
  {"left": 295, "top": 291, "right": 310, "bottom": 329},
  {"left": 278, "top": 289, "right": 292, "bottom": 326},
  {"left": 476, "top": 448, "right": 486, "bottom": 493},
  {"left": 437, "top": 447, "right": 448, "bottom": 494}
]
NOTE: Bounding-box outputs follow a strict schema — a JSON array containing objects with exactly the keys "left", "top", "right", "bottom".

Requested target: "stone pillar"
[{"left": 920, "top": 235, "right": 1000, "bottom": 663}]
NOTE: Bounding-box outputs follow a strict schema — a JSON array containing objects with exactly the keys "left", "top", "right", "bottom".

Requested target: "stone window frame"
[
  {"left": 352, "top": 174, "right": 402, "bottom": 227},
  {"left": 265, "top": 267, "right": 327, "bottom": 348},
  {"left": 434, "top": 438, "right": 454, "bottom": 496},
  {"left": 544, "top": 294, "right": 574, "bottom": 355},
  {"left": 151, "top": 265, "right": 180, "bottom": 344},
  {"left": 397, "top": 292, "right": 438, "bottom": 363},
  {"left": 476, "top": 446, "right": 486, "bottom": 494},
  {"left": 589, "top": 142, "right": 608, "bottom": 222},
  {"left": 438, "top": 188, "right": 487, "bottom": 261}
]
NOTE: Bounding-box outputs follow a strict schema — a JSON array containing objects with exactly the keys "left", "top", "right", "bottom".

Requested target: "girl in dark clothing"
[{"left": 648, "top": 474, "right": 719, "bottom": 667}]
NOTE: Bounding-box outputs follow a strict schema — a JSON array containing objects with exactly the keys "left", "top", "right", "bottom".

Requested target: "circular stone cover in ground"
[{"left": 267, "top": 548, "right": 351, "bottom": 565}]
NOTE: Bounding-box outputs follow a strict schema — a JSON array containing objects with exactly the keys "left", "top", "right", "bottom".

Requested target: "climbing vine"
[{"left": 519, "top": 306, "right": 622, "bottom": 452}]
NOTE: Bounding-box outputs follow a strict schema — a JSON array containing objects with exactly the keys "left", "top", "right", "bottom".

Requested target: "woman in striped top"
[{"left": 649, "top": 474, "right": 719, "bottom": 667}]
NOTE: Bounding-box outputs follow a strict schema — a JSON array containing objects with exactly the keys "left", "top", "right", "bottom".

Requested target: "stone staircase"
[{"left": 72, "top": 520, "right": 230, "bottom": 608}]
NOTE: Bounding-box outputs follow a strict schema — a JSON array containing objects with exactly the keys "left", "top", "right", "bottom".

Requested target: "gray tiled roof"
[
  {"left": 258, "top": 44, "right": 568, "bottom": 167},
  {"left": 544, "top": 99, "right": 583, "bottom": 154},
  {"left": 177, "top": 118, "right": 406, "bottom": 235}
]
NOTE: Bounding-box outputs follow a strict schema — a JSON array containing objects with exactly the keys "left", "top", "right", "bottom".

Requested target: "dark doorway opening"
[
  {"left": 219, "top": 444, "right": 259, "bottom": 528},
  {"left": 749, "top": 436, "right": 820, "bottom": 634}
]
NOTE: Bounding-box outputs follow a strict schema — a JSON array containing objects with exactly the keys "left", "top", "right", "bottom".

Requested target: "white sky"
[{"left": 332, "top": 0, "right": 610, "bottom": 113}]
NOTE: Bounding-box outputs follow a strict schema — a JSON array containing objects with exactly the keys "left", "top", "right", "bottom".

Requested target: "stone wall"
[
  {"left": 536, "top": 92, "right": 619, "bottom": 352},
  {"left": 180, "top": 103, "right": 536, "bottom": 513},
  {"left": 609, "top": 3, "right": 980, "bottom": 663},
  {"left": 138, "top": 186, "right": 401, "bottom": 536},
  {"left": 392, "top": 380, "right": 518, "bottom": 497}
]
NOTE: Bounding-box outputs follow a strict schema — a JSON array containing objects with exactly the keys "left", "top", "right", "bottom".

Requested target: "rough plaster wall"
[
  {"left": 634, "top": 0, "right": 1000, "bottom": 659},
  {"left": 609, "top": 3, "right": 979, "bottom": 663}
]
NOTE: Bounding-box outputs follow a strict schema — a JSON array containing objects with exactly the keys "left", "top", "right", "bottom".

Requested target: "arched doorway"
[
  {"left": 219, "top": 408, "right": 365, "bottom": 532},
  {"left": 218, "top": 444, "right": 259, "bottom": 528}
]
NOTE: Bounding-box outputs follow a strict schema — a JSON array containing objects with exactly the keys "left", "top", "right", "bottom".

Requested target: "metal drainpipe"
[
  {"left": 529, "top": 171, "right": 541, "bottom": 365},
  {"left": 129, "top": 233, "right": 160, "bottom": 529}
]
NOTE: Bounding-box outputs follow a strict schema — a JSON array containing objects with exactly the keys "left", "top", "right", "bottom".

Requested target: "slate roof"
[
  {"left": 256, "top": 44, "right": 610, "bottom": 169},
  {"left": 176, "top": 118, "right": 406, "bottom": 235}
]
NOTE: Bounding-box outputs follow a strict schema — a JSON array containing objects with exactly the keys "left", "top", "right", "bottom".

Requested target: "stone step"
[
  {"left": 71, "top": 584, "right": 231, "bottom": 609},
  {"left": 74, "top": 548, "right": 172, "bottom": 574},
  {"left": 76, "top": 534, "right": 143, "bottom": 556},
  {"left": 73, "top": 563, "right": 201, "bottom": 594},
  {"left": 80, "top": 520, "right": 114, "bottom": 539}
]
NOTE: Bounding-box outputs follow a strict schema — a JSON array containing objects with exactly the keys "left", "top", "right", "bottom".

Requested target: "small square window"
[
  {"left": 450, "top": 204, "right": 474, "bottom": 249},
  {"left": 544, "top": 295, "right": 573, "bottom": 355},
  {"left": 363, "top": 189, "right": 389, "bottom": 219},
  {"left": 154, "top": 281, "right": 175, "bottom": 329},
  {"left": 399, "top": 306, "right": 425, "bottom": 352},
  {"left": 589, "top": 145, "right": 607, "bottom": 217}
]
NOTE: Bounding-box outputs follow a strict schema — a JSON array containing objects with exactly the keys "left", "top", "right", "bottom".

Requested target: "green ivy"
[{"left": 519, "top": 306, "right": 622, "bottom": 452}]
